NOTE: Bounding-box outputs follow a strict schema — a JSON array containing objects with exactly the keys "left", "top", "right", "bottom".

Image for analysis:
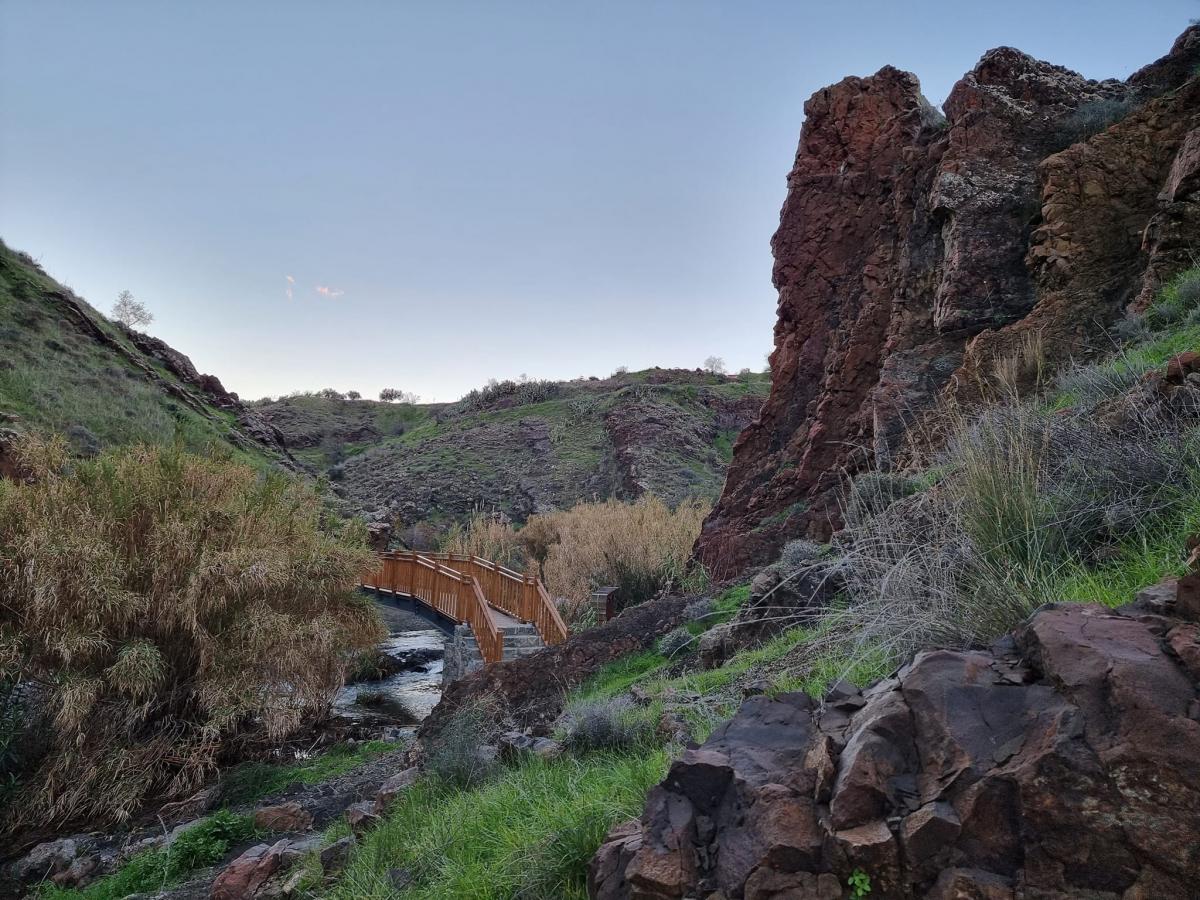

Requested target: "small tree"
[
  {"left": 111, "top": 290, "right": 153, "bottom": 330},
  {"left": 346, "top": 390, "right": 362, "bottom": 401},
  {"left": 379, "top": 388, "right": 401, "bottom": 402},
  {"left": 317, "top": 388, "right": 345, "bottom": 401},
  {"left": 703, "top": 355, "right": 727, "bottom": 375}
]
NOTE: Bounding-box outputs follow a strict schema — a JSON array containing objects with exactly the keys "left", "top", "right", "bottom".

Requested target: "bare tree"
[
  {"left": 703, "top": 355, "right": 727, "bottom": 375},
  {"left": 379, "top": 388, "right": 421, "bottom": 403},
  {"left": 111, "top": 290, "right": 153, "bottom": 330}
]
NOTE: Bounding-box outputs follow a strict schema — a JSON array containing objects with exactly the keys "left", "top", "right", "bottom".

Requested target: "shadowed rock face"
[
  {"left": 696, "top": 27, "right": 1200, "bottom": 572},
  {"left": 590, "top": 603, "right": 1200, "bottom": 899}
]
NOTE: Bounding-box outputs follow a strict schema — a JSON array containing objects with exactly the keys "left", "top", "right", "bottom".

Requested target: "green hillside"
[
  {"left": 0, "top": 241, "right": 291, "bottom": 466},
  {"left": 257, "top": 369, "right": 769, "bottom": 532}
]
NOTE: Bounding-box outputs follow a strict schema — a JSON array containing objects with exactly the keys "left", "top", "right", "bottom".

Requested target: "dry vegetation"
[
  {"left": 0, "top": 437, "right": 382, "bottom": 834},
  {"left": 443, "top": 496, "right": 710, "bottom": 625}
]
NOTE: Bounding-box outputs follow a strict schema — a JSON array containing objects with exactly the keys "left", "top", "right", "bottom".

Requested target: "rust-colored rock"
[
  {"left": 589, "top": 604, "right": 1200, "bottom": 898},
  {"left": 696, "top": 26, "right": 1200, "bottom": 572},
  {"left": 210, "top": 840, "right": 288, "bottom": 900},
  {"left": 252, "top": 801, "right": 313, "bottom": 833}
]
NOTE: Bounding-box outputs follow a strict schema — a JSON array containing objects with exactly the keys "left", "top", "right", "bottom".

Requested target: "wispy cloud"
[
  {"left": 285, "top": 274, "right": 295, "bottom": 299},
  {"left": 315, "top": 284, "right": 344, "bottom": 298}
]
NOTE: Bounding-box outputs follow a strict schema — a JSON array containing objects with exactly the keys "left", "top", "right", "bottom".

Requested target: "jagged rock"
[
  {"left": 374, "top": 767, "right": 420, "bottom": 811},
  {"left": 8, "top": 836, "right": 95, "bottom": 885},
  {"left": 211, "top": 840, "right": 289, "bottom": 900},
  {"left": 590, "top": 604, "right": 1200, "bottom": 898},
  {"left": 253, "top": 801, "right": 313, "bottom": 833},
  {"left": 344, "top": 801, "right": 380, "bottom": 834},
  {"left": 696, "top": 25, "right": 1200, "bottom": 571},
  {"left": 319, "top": 836, "right": 355, "bottom": 874},
  {"left": 497, "top": 731, "right": 563, "bottom": 760}
]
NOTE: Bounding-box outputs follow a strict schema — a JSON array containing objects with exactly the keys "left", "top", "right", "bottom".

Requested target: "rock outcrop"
[
  {"left": 696, "top": 27, "right": 1200, "bottom": 572},
  {"left": 590, "top": 603, "right": 1200, "bottom": 899}
]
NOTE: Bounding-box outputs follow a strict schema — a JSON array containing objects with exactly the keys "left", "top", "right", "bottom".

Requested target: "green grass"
[
  {"left": 39, "top": 810, "right": 258, "bottom": 900},
  {"left": 217, "top": 740, "right": 394, "bottom": 807},
  {"left": 331, "top": 752, "right": 668, "bottom": 900}
]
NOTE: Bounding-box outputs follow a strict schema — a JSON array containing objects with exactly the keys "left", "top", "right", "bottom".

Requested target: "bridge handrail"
[
  {"left": 361, "top": 550, "right": 566, "bottom": 662},
  {"left": 405, "top": 552, "right": 569, "bottom": 647}
]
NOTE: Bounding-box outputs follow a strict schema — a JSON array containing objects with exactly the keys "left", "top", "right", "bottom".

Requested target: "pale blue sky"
[{"left": 1, "top": 1, "right": 1195, "bottom": 401}]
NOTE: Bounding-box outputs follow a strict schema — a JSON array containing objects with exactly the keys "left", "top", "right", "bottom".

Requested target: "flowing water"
[{"left": 333, "top": 628, "right": 445, "bottom": 730}]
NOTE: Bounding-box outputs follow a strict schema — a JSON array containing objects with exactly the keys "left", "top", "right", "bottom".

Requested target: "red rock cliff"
[{"left": 696, "top": 27, "right": 1200, "bottom": 573}]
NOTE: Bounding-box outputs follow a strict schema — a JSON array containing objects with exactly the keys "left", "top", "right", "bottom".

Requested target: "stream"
[{"left": 332, "top": 627, "right": 446, "bottom": 734}]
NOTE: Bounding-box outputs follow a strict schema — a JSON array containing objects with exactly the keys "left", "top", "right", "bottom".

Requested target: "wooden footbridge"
[{"left": 360, "top": 551, "right": 569, "bottom": 664}]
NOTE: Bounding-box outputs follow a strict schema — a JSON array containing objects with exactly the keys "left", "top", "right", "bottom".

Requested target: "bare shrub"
[
  {"left": 423, "top": 697, "right": 501, "bottom": 787},
  {"left": 111, "top": 290, "right": 153, "bottom": 330},
  {"left": 0, "top": 437, "right": 382, "bottom": 833},
  {"left": 658, "top": 627, "right": 695, "bottom": 658},
  {"left": 560, "top": 697, "right": 656, "bottom": 754},
  {"left": 817, "top": 398, "right": 1200, "bottom": 670},
  {"left": 1057, "top": 95, "right": 1137, "bottom": 146},
  {"left": 683, "top": 597, "right": 715, "bottom": 622}
]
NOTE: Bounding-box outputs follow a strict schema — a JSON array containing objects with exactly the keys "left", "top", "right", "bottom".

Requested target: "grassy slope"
[
  {"left": 0, "top": 242, "right": 273, "bottom": 464},
  {"left": 258, "top": 372, "right": 769, "bottom": 524}
]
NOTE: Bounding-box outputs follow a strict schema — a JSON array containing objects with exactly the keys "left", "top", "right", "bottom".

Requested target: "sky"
[{"left": 1, "top": 2, "right": 1196, "bottom": 402}]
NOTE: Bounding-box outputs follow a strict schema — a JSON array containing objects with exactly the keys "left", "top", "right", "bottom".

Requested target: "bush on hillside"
[
  {"left": 1056, "top": 95, "right": 1137, "bottom": 146},
  {"left": 560, "top": 697, "right": 657, "bottom": 754},
  {"left": 0, "top": 437, "right": 381, "bottom": 833}
]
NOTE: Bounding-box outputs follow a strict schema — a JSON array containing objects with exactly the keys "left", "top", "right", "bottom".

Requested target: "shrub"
[
  {"left": 1057, "top": 95, "right": 1137, "bottom": 146},
  {"left": 0, "top": 437, "right": 381, "bottom": 833},
  {"left": 441, "top": 510, "right": 524, "bottom": 569},
  {"left": 40, "top": 809, "right": 257, "bottom": 900},
  {"left": 424, "top": 697, "right": 501, "bottom": 788},
  {"left": 843, "top": 472, "right": 920, "bottom": 528},
  {"left": 539, "top": 496, "right": 711, "bottom": 625},
  {"left": 657, "top": 627, "right": 695, "bottom": 658},
  {"left": 683, "top": 596, "right": 715, "bottom": 623},
  {"left": 560, "top": 697, "right": 657, "bottom": 754},
  {"left": 1050, "top": 356, "right": 1156, "bottom": 410},
  {"left": 441, "top": 496, "right": 710, "bottom": 628}
]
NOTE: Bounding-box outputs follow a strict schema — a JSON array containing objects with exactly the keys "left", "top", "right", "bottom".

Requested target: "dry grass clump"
[
  {"left": 443, "top": 496, "right": 710, "bottom": 627},
  {"left": 538, "top": 496, "right": 710, "bottom": 623},
  {"left": 442, "top": 509, "right": 525, "bottom": 569},
  {"left": 0, "top": 436, "right": 382, "bottom": 833},
  {"left": 792, "top": 394, "right": 1200, "bottom": 673}
]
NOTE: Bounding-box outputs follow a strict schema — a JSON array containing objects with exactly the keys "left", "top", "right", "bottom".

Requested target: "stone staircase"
[{"left": 442, "top": 621, "right": 546, "bottom": 683}]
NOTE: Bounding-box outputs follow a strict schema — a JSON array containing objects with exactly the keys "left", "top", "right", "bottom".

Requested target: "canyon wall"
[{"left": 696, "top": 27, "right": 1200, "bottom": 572}]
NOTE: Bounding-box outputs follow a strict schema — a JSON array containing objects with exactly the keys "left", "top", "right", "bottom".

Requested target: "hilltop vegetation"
[{"left": 256, "top": 368, "right": 769, "bottom": 534}]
